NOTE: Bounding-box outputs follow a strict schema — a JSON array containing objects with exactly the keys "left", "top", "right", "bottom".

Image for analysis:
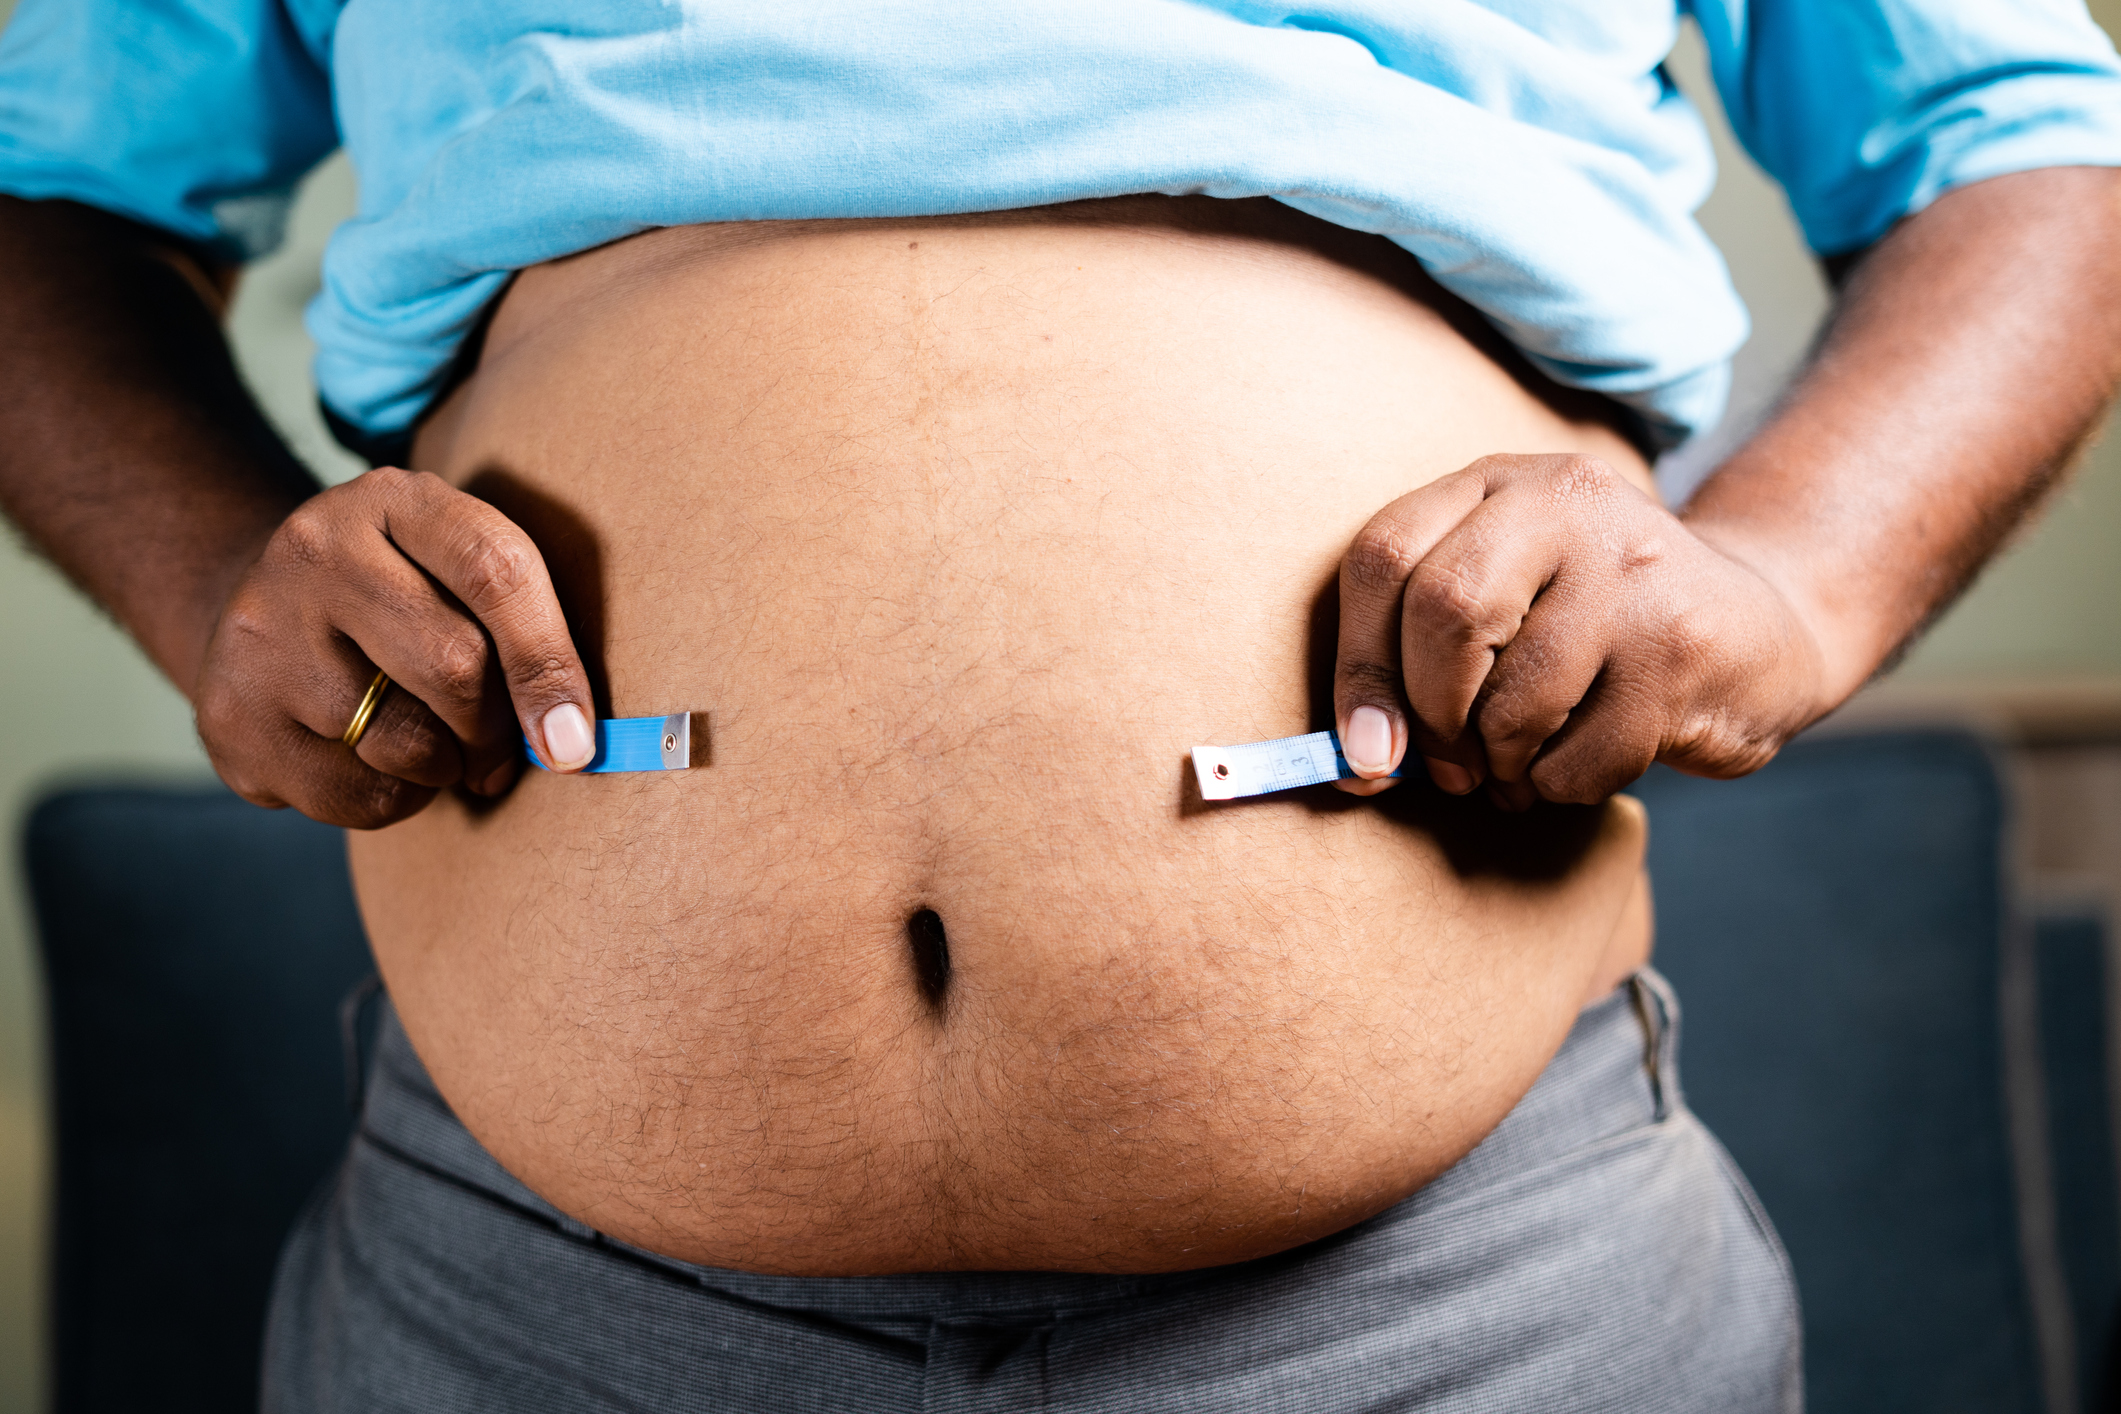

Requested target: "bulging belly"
[{"left": 351, "top": 197, "right": 1652, "bottom": 1276}]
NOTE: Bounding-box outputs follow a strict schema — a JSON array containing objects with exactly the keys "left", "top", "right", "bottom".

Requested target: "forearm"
[
  {"left": 1683, "top": 166, "right": 2121, "bottom": 712},
  {"left": 0, "top": 196, "right": 320, "bottom": 696}
]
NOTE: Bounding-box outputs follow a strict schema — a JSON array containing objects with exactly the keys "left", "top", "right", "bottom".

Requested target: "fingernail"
[
  {"left": 1424, "top": 757, "right": 1474, "bottom": 794},
  {"left": 1345, "top": 705, "right": 1394, "bottom": 774},
  {"left": 542, "top": 703, "right": 595, "bottom": 769}
]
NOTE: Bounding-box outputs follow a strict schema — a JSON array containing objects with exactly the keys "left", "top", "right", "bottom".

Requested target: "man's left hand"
[{"left": 1332, "top": 453, "right": 1826, "bottom": 809}]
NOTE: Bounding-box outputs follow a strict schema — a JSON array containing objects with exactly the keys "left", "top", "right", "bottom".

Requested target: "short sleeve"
[
  {"left": 0, "top": 0, "right": 340, "bottom": 261},
  {"left": 1687, "top": 0, "right": 2121, "bottom": 256}
]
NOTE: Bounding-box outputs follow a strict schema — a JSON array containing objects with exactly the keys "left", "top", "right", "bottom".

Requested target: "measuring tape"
[
  {"left": 1191, "top": 729, "right": 1401, "bottom": 800},
  {"left": 531, "top": 713, "right": 1377, "bottom": 797},
  {"left": 528, "top": 712, "right": 703, "bottom": 773}
]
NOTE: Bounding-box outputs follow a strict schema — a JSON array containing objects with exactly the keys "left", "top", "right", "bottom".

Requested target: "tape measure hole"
[
  {"left": 663, "top": 733, "right": 677, "bottom": 752},
  {"left": 1214, "top": 763, "right": 1230, "bottom": 779}
]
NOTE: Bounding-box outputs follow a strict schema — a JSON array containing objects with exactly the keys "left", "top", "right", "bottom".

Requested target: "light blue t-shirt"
[{"left": 2, "top": 1, "right": 2119, "bottom": 449}]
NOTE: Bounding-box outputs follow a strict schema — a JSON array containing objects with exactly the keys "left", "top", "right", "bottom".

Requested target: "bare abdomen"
[{"left": 349, "top": 197, "right": 1651, "bottom": 1275}]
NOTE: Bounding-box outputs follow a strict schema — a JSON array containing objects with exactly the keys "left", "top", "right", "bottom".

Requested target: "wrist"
[
  {"left": 152, "top": 511, "right": 293, "bottom": 702},
  {"left": 1679, "top": 511, "right": 1873, "bottom": 722}
]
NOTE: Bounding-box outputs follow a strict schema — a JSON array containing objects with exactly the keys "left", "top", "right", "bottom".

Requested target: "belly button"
[{"left": 906, "top": 908, "right": 951, "bottom": 1009}]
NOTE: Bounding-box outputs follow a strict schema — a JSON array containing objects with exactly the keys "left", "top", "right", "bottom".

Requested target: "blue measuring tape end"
[
  {"left": 528, "top": 712, "right": 703, "bottom": 774},
  {"left": 536, "top": 715, "right": 1364, "bottom": 793},
  {"left": 1191, "top": 730, "right": 1402, "bottom": 800}
]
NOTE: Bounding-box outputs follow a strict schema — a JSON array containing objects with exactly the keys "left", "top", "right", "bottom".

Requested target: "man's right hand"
[{"left": 195, "top": 466, "right": 598, "bottom": 829}]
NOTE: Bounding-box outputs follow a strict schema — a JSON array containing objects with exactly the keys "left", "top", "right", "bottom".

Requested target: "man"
[{"left": 3, "top": 1, "right": 2120, "bottom": 1409}]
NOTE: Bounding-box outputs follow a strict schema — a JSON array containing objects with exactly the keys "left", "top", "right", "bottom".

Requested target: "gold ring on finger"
[{"left": 341, "top": 669, "right": 393, "bottom": 749}]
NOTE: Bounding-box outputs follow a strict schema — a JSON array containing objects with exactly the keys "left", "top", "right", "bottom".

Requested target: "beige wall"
[
  {"left": 1665, "top": 0, "right": 2121, "bottom": 680},
  {"left": 2, "top": 3, "right": 2120, "bottom": 1406}
]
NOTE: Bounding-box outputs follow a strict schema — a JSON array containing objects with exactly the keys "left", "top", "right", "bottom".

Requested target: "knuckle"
[
  {"left": 1528, "top": 455, "right": 1623, "bottom": 515},
  {"left": 1343, "top": 524, "right": 1422, "bottom": 596},
  {"left": 1405, "top": 561, "right": 1491, "bottom": 637},
  {"left": 454, "top": 529, "right": 538, "bottom": 613},
  {"left": 272, "top": 504, "right": 336, "bottom": 568},
  {"left": 1476, "top": 697, "right": 1552, "bottom": 747},
  {"left": 424, "top": 623, "right": 492, "bottom": 703},
  {"left": 1654, "top": 601, "right": 1722, "bottom": 665},
  {"left": 362, "top": 465, "right": 427, "bottom": 504},
  {"left": 1461, "top": 454, "right": 1521, "bottom": 488},
  {"left": 213, "top": 592, "right": 277, "bottom": 650},
  {"left": 1671, "top": 712, "right": 1785, "bottom": 780},
  {"left": 1616, "top": 528, "right": 1671, "bottom": 577},
  {"left": 193, "top": 667, "right": 270, "bottom": 746},
  {"left": 1552, "top": 454, "right": 1617, "bottom": 493},
  {"left": 192, "top": 678, "right": 239, "bottom": 737}
]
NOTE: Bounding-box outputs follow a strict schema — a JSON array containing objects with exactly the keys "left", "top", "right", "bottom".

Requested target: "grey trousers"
[{"left": 263, "top": 970, "right": 1801, "bottom": 1412}]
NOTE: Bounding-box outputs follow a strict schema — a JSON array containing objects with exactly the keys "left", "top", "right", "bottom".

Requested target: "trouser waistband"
[{"left": 349, "top": 969, "right": 1679, "bottom": 1320}]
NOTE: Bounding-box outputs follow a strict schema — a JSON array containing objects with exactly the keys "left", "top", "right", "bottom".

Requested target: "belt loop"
[{"left": 1628, "top": 968, "right": 1683, "bottom": 1122}]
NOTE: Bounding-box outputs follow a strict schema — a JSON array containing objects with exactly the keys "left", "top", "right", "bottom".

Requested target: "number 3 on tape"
[{"left": 1191, "top": 730, "right": 1401, "bottom": 801}]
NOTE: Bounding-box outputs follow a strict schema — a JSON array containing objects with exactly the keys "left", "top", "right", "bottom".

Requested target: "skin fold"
[{"left": 0, "top": 176, "right": 2116, "bottom": 1273}]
